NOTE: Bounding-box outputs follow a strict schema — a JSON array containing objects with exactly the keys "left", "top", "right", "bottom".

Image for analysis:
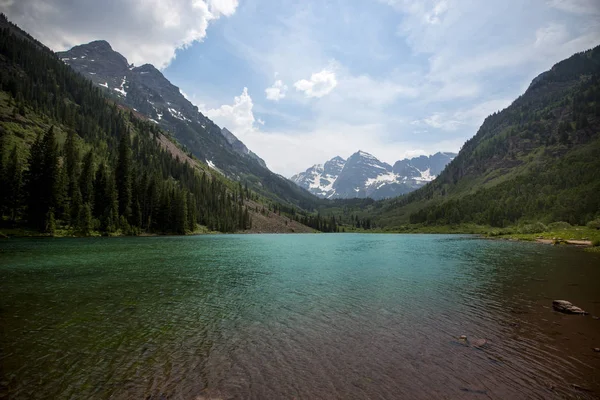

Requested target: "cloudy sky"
[{"left": 3, "top": 0, "right": 600, "bottom": 176}]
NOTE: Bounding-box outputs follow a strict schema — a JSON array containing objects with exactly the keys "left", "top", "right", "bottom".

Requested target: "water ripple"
[{"left": 1, "top": 234, "right": 599, "bottom": 399}]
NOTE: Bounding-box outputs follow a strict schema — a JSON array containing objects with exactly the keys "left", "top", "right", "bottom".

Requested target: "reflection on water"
[{"left": 1, "top": 234, "right": 599, "bottom": 399}]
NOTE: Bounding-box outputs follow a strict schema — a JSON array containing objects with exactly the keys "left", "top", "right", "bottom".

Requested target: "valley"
[{"left": 1, "top": 4, "right": 600, "bottom": 400}]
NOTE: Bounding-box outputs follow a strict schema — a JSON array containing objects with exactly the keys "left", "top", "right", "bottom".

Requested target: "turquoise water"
[{"left": 1, "top": 234, "right": 599, "bottom": 399}]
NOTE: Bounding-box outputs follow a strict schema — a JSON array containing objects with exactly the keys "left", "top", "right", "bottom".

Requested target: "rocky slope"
[
  {"left": 292, "top": 151, "right": 455, "bottom": 200},
  {"left": 57, "top": 40, "right": 316, "bottom": 208}
]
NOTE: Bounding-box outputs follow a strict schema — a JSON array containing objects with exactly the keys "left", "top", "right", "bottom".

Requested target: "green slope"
[{"left": 373, "top": 45, "right": 600, "bottom": 228}]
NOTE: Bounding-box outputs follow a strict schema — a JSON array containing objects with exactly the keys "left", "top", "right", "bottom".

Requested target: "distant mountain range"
[
  {"left": 291, "top": 151, "right": 456, "bottom": 200},
  {"left": 56, "top": 40, "right": 312, "bottom": 206}
]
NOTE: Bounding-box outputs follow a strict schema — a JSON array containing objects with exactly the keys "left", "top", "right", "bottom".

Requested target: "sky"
[{"left": 2, "top": 0, "right": 600, "bottom": 177}]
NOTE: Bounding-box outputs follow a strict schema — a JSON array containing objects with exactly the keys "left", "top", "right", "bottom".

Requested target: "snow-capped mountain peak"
[
  {"left": 292, "top": 151, "right": 456, "bottom": 200},
  {"left": 291, "top": 156, "right": 346, "bottom": 198}
]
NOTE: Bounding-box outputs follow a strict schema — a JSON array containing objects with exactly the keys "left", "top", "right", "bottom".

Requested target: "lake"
[{"left": 1, "top": 234, "right": 599, "bottom": 399}]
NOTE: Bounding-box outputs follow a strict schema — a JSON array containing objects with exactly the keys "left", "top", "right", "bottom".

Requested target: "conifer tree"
[
  {"left": 0, "top": 136, "right": 5, "bottom": 212},
  {"left": 5, "top": 145, "right": 23, "bottom": 222},
  {"left": 116, "top": 133, "right": 132, "bottom": 219},
  {"left": 26, "top": 132, "right": 44, "bottom": 227},
  {"left": 26, "top": 126, "right": 60, "bottom": 229},
  {"left": 80, "top": 151, "right": 95, "bottom": 206},
  {"left": 77, "top": 203, "right": 93, "bottom": 235}
]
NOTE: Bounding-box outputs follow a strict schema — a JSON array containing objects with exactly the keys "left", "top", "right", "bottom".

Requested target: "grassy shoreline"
[
  {"left": 0, "top": 225, "right": 222, "bottom": 239},
  {"left": 377, "top": 223, "right": 600, "bottom": 252},
  {"left": 3, "top": 224, "right": 600, "bottom": 253}
]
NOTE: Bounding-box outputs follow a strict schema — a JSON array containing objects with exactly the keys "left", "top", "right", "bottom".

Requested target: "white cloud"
[
  {"left": 534, "top": 23, "right": 569, "bottom": 48},
  {"left": 203, "top": 87, "right": 258, "bottom": 138},
  {"left": 414, "top": 98, "right": 514, "bottom": 131},
  {"left": 1, "top": 0, "right": 238, "bottom": 68},
  {"left": 425, "top": 0, "right": 448, "bottom": 24},
  {"left": 294, "top": 69, "right": 338, "bottom": 98},
  {"left": 547, "top": 0, "right": 600, "bottom": 15},
  {"left": 238, "top": 123, "right": 464, "bottom": 178},
  {"left": 418, "top": 113, "right": 463, "bottom": 131},
  {"left": 265, "top": 80, "right": 288, "bottom": 101},
  {"left": 208, "top": 0, "right": 238, "bottom": 17},
  {"left": 199, "top": 87, "right": 451, "bottom": 177},
  {"left": 338, "top": 74, "right": 419, "bottom": 105}
]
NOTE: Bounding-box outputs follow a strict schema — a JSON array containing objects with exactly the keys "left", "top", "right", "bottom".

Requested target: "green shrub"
[
  {"left": 518, "top": 222, "right": 548, "bottom": 234},
  {"left": 587, "top": 219, "right": 600, "bottom": 230},
  {"left": 592, "top": 240, "right": 600, "bottom": 247},
  {"left": 548, "top": 221, "right": 571, "bottom": 230}
]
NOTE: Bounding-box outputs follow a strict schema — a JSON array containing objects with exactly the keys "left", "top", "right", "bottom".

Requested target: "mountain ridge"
[
  {"left": 372, "top": 45, "right": 600, "bottom": 228},
  {"left": 292, "top": 151, "right": 456, "bottom": 200},
  {"left": 56, "top": 39, "right": 319, "bottom": 208}
]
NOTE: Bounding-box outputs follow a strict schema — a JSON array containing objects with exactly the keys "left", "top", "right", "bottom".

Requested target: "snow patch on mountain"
[
  {"left": 291, "top": 156, "right": 345, "bottom": 198},
  {"left": 292, "top": 151, "right": 456, "bottom": 200},
  {"left": 365, "top": 171, "right": 397, "bottom": 189},
  {"left": 206, "top": 160, "right": 217, "bottom": 169},
  {"left": 113, "top": 76, "right": 127, "bottom": 96}
]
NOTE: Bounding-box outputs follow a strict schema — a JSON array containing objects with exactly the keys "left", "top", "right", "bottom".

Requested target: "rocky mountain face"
[
  {"left": 291, "top": 151, "right": 456, "bottom": 200},
  {"left": 57, "top": 40, "right": 315, "bottom": 207},
  {"left": 221, "top": 128, "right": 267, "bottom": 168},
  {"left": 290, "top": 156, "right": 345, "bottom": 198}
]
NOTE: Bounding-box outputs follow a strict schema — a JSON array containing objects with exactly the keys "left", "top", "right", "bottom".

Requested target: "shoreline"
[{"left": 2, "top": 226, "right": 599, "bottom": 253}]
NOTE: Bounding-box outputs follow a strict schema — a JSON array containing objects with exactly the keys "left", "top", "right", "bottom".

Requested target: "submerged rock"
[
  {"left": 552, "top": 300, "right": 588, "bottom": 315},
  {"left": 472, "top": 338, "right": 488, "bottom": 348}
]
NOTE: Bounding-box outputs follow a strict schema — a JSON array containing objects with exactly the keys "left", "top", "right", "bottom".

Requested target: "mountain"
[
  {"left": 290, "top": 156, "right": 345, "bottom": 198},
  {"left": 56, "top": 40, "right": 317, "bottom": 208},
  {"left": 292, "top": 151, "right": 455, "bottom": 200},
  {"left": 0, "top": 14, "right": 326, "bottom": 235},
  {"left": 0, "top": 16, "right": 249, "bottom": 234},
  {"left": 375, "top": 45, "right": 600, "bottom": 228},
  {"left": 221, "top": 127, "right": 267, "bottom": 168}
]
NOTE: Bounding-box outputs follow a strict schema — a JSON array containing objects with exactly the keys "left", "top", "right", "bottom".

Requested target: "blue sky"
[{"left": 3, "top": 0, "right": 600, "bottom": 176}]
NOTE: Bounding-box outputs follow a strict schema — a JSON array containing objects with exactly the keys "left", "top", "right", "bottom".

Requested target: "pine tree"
[
  {"left": 45, "top": 210, "right": 56, "bottom": 234},
  {"left": 26, "top": 132, "right": 44, "bottom": 227},
  {"left": 80, "top": 150, "right": 95, "bottom": 206},
  {"left": 0, "top": 135, "right": 5, "bottom": 213},
  {"left": 116, "top": 133, "right": 132, "bottom": 219},
  {"left": 70, "top": 187, "right": 83, "bottom": 226},
  {"left": 186, "top": 192, "right": 197, "bottom": 232},
  {"left": 94, "top": 163, "right": 119, "bottom": 232},
  {"left": 77, "top": 203, "right": 93, "bottom": 235},
  {"left": 5, "top": 145, "right": 23, "bottom": 222},
  {"left": 64, "top": 129, "right": 81, "bottom": 223},
  {"left": 41, "top": 126, "right": 60, "bottom": 224},
  {"left": 27, "top": 127, "right": 60, "bottom": 229}
]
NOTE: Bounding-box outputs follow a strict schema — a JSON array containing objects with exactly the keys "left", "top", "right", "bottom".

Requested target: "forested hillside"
[
  {"left": 57, "top": 37, "right": 320, "bottom": 210},
  {"left": 0, "top": 16, "right": 278, "bottom": 235},
  {"left": 375, "top": 46, "right": 600, "bottom": 228}
]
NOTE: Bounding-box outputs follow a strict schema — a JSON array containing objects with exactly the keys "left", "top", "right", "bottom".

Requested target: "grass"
[
  {"left": 491, "top": 226, "right": 600, "bottom": 243},
  {"left": 0, "top": 223, "right": 221, "bottom": 238},
  {"left": 344, "top": 223, "right": 600, "bottom": 253},
  {"left": 0, "top": 227, "right": 103, "bottom": 238}
]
